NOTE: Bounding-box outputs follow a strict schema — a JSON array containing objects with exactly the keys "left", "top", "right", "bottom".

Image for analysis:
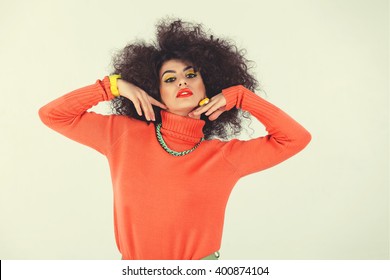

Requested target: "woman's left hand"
[{"left": 188, "top": 93, "right": 227, "bottom": 121}]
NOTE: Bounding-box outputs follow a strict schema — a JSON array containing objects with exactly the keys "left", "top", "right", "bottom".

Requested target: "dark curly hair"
[{"left": 111, "top": 18, "right": 259, "bottom": 140}]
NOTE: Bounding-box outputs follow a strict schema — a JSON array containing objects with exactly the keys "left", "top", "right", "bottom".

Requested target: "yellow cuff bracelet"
[{"left": 109, "top": 74, "right": 122, "bottom": 97}]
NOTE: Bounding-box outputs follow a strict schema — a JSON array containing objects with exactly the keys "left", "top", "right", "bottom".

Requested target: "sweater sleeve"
[
  {"left": 38, "top": 77, "right": 126, "bottom": 155},
  {"left": 221, "top": 85, "right": 312, "bottom": 178}
]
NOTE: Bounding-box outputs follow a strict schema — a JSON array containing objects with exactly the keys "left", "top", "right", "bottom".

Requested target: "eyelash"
[
  {"left": 186, "top": 72, "right": 197, "bottom": 78},
  {"left": 164, "top": 77, "right": 176, "bottom": 83},
  {"left": 164, "top": 72, "right": 198, "bottom": 83}
]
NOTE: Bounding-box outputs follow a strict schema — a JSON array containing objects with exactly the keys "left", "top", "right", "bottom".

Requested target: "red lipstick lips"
[{"left": 176, "top": 88, "right": 193, "bottom": 98}]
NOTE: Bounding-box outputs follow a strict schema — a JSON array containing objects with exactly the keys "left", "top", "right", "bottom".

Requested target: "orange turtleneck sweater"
[{"left": 39, "top": 77, "right": 311, "bottom": 260}]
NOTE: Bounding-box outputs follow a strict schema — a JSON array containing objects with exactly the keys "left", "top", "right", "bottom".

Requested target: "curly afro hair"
[{"left": 111, "top": 18, "right": 259, "bottom": 140}]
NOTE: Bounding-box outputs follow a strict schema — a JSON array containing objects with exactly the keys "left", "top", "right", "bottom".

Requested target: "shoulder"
[
  {"left": 204, "top": 138, "right": 243, "bottom": 149},
  {"left": 107, "top": 114, "right": 156, "bottom": 137}
]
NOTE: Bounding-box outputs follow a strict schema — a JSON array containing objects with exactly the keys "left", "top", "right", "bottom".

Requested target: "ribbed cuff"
[
  {"left": 100, "top": 76, "right": 115, "bottom": 101},
  {"left": 222, "top": 85, "right": 284, "bottom": 128},
  {"left": 222, "top": 85, "right": 243, "bottom": 110}
]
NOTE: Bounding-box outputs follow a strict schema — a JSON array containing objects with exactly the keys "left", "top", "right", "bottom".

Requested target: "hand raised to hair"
[
  {"left": 188, "top": 93, "right": 227, "bottom": 121},
  {"left": 117, "top": 79, "right": 167, "bottom": 121}
]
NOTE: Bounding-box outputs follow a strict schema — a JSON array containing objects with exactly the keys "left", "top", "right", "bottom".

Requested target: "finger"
[
  {"left": 188, "top": 101, "right": 217, "bottom": 118},
  {"left": 130, "top": 97, "right": 143, "bottom": 116},
  {"left": 208, "top": 109, "right": 224, "bottom": 121},
  {"left": 205, "top": 104, "right": 221, "bottom": 116},
  {"left": 139, "top": 91, "right": 154, "bottom": 120},
  {"left": 205, "top": 100, "right": 226, "bottom": 116},
  {"left": 148, "top": 96, "right": 168, "bottom": 109},
  {"left": 139, "top": 94, "right": 154, "bottom": 121},
  {"left": 145, "top": 95, "right": 155, "bottom": 121},
  {"left": 148, "top": 102, "right": 155, "bottom": 121},
  {"left": 191, "top": 100, "right": 216, "bottom": 116}
]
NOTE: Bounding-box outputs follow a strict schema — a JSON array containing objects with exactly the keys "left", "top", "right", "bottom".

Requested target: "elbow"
[
  {"left": 296, "top": 128, "right": 312, "bottom": 151},
  {"left": 38, "top": 105, "right": 53, "bottom": 127},
  {"left": 38, "top": 105, "right": 49, "bottom": 125},
  {"left": 303, "top": 129, "right": 312, "bottom": 144}
]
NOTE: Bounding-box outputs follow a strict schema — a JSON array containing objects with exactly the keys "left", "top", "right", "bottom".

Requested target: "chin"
[
  {"left": 167, "top": 108, "right": 194, "bottom": 117},
  {"left": 169, "top": 104, "right": 198, "bottom": 116}
]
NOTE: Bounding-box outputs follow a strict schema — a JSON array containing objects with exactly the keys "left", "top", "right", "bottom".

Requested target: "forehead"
[{"left": 159, "top": 59, "right": 192, "bottom": 74}]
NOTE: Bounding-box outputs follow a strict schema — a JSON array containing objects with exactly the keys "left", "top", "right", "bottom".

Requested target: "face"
[{"left": 159, "top": 59, "right": 206, "bottom": 118}]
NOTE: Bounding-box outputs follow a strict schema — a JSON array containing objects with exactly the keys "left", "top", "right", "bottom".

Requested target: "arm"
[
  {"left": 38, "top": 77, "right": 123, "bottom": 155},
  {"left": 221, "top": 85, "right": 311, "bottom": 177},
  {"left": 39, "top": 77, "right": 167, "bottom": 155},
  {"left": 191, "top": 85, "right": 311, "bottom": 177}
]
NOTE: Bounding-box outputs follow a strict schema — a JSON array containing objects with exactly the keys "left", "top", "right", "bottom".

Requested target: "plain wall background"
[{"left": 0, "top": 0, "right": 388, "bottom": 259}]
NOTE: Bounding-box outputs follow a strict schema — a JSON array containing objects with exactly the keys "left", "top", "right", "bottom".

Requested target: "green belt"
[
  {"left": 201, "top": 251, "right": 220, "bottom": 260},
  {"left": 121, "top": 251, "right": 220, "bottom": 260}
]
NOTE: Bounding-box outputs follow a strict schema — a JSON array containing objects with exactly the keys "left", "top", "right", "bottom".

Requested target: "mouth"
[{"left": 176, "top": 88, "right": 193, "bottom": 98}]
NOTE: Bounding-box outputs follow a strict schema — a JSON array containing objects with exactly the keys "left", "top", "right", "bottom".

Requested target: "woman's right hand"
[{"left": 117, "top": 79, "right": 167, "bottom": 121}]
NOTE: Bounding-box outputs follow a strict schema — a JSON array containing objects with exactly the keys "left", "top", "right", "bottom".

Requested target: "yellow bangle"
[{"left": 109, "top": 74, "right": 122, "bottom": 97}]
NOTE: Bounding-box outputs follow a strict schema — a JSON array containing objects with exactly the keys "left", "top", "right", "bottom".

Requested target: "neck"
[
  {"left": 163, "top": 109, "right": 201, "bottom": 120},
  {"left": 160, "top": 110, "right": 205, "bottom": 144}
]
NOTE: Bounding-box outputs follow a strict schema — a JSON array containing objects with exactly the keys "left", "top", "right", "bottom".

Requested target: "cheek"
[
  {"left": 195, "top": 80, "right": 206, "bottom": 94},
  {"left": 194, "top": 75, "right": 206, "bottom": 90},
  {"left": 159, "top": 85, "right": 170, "bottom": 104}
]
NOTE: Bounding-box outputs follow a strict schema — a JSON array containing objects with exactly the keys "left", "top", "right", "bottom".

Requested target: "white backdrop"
[{"left": 0, "top": 0, "right": 388, "bottom": 259}]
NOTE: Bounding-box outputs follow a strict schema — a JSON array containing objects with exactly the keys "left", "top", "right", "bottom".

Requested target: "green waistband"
[{"left": 201, "top": 251, "right": 220, "bottom": 260}]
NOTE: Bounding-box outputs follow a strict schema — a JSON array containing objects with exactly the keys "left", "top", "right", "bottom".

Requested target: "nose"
[{"left": 178, "top": 80, "right": 187, "bottom": 87}]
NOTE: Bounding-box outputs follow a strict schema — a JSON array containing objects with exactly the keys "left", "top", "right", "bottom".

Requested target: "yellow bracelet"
[{"left": 109, "top": 74, "right": 122, "bottom": 97}]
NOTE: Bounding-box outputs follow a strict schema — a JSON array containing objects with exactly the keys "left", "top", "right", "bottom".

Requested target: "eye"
[
  {"left": 164, "top": 76, "right": 176, "bottom": 83},
  {"left": 186, "top": 71, "right": 198, "bottom": 78}
]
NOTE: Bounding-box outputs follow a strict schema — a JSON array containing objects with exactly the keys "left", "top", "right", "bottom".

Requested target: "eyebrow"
[{"left": 161, "top": 66, "right": 195, "bottom": 79}]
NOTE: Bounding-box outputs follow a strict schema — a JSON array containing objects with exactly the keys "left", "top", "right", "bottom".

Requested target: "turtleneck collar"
[{"left": 160, "top": 110, "right": 205, "bottom": 144}]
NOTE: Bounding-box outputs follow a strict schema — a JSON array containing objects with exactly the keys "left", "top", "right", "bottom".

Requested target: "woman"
[{"left": 39, "top": 19, "right": 311, "bottom": 260}]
